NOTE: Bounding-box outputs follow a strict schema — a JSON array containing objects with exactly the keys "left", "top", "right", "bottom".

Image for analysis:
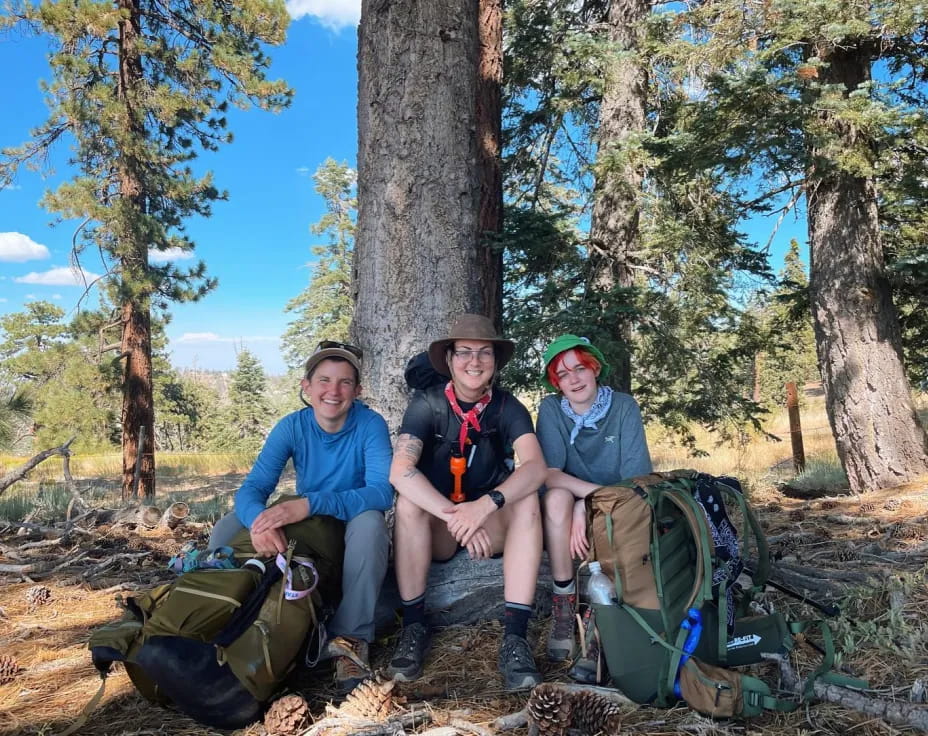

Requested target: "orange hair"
[{"left": 546, "top": 348, "right": 602, "bottom": 392}]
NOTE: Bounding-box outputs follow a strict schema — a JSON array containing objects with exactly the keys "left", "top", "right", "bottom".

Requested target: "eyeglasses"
[
  {"left": 317, "top": 340, "right": 363, "bottom": 359},
  {"left": 452, "top": 348, "right": 495, "bottom": 362}
]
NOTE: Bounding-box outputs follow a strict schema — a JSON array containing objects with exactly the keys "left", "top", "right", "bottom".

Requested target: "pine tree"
[
  {"left": 224, "top": 348, "right": 271, "bottom": 454},
  {"left": 1, "top": 0, "right": 292, "bottom": 499},
  {"left": 651, "top": 0, "right": 928, "bottom": 490},
  {"left": 282, "top": 159, "right": 355, "bottom": 371}
]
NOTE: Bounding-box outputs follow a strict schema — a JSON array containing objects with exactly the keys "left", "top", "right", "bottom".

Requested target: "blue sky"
[
  {"left": 0, "top": 1, "right": 361, "bottom": 375},
  {"left": 0, "top": 1, "right": 806, "bottom": 376}
]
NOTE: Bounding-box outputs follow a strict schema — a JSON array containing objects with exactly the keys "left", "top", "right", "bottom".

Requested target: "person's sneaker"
[
  {"left": 569, "top": 606, "right": 604, "bottom": 684},
  {"left": 546, "top": 592, "right": 577, "bottom": 661},
  {"left": 498, "top": 633, "right": 542, "bottom": 691},
  {"left": 387, "top": 622, "right": 431, "bottom": 681},
  {"left": 324, "top": 636, "right": 371, "bottom": 693}
]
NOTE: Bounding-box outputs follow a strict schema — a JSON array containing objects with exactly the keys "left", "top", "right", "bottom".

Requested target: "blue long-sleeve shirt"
[{"left": 234, "top": 401, "right": 393, "bottom": 530}]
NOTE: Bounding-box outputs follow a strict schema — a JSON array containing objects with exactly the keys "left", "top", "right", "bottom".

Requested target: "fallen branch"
[
  {"left": 0, "top": 436, "right": 77, "bottom": 495},
  {"left": 304, "top": 708, "right": 431, "bottom": 736},
  {"left": 771, "top": 653, "right": 928, "bottom": 732}
]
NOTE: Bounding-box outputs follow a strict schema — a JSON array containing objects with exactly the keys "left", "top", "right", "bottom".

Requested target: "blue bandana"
[{"left": 560, "top": 386, "right": 613, "bottom": 444}]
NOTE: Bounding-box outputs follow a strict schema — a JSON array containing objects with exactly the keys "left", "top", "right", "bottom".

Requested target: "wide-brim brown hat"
[{"left": 428, "top": 313, "right": 514, "bottom": 377}]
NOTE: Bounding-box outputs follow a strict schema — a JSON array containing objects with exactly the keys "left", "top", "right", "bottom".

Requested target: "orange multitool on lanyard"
[{"left": 444, "top": 382, "right": 491, "bottom": 504}]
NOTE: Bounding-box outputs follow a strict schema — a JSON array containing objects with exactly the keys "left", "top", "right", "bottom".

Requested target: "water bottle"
[
  {"left": 586, "top": 561, "right": 617, "bottom": 605},
  {"left": 242, "top": 558, "right": 266, "bottom": 574}
]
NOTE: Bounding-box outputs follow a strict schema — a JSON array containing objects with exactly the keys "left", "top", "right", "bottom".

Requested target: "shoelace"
[
  {"left": 502, "top": 637, "right": 535, "bottom": 670},
  {"left": 395, "top": 626, "right": 426, "bottom": 659},
  {"left": 551, "top": 595, "right": 576, "bottom": 639}
]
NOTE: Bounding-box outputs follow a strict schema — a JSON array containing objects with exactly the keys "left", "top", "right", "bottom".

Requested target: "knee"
[
  {"left": 345, "top": 510, "right": 388, "bottom": 555},
  {"left": 394, "top": 494, "right": 427, "bottom": 524},
  {"left": 508, "top": 492, "right": 541, "bottom": 527},
  {"left": 542, "top": 488, "right": 573, "bottom": 524}
]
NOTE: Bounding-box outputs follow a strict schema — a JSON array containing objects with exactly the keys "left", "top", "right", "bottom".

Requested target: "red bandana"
[{"left": 444, "top": 381, "right": 492, "bottom": 454}]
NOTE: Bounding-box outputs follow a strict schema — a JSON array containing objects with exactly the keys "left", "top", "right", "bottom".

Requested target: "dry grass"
[{"left": 2, "top": 393, "right": 928, "bottom": 735}]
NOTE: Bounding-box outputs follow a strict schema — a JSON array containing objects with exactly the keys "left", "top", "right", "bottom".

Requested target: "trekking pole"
[{"left": 747, "top": 566, "right": 840, "bottom": 617}]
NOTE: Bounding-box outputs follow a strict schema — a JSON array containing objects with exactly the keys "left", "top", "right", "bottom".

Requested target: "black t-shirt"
[{"left": 399, "top": 387, "right": 535, "bottom": 498}]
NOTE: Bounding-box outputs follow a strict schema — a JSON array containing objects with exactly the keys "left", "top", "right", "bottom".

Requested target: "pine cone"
[
  {"left": 893, "top": 524, "right": 923, "bottom": 541},
  {"left": 834, "top": 544, "right": 857, "bottom": 562},
  {"left": 264, "top": 694, "right": 310, "bottom": 736},
  {"left": 819, "top": 500, "right": 839, "bottom": 511},
  {"left": 858, "top": 502, "right": 875, "bottom": 514},
  {"left": 569, "top": 689, "right": 623, "bottom": 735},
  {"left": 527, "top": 683, "right": 573, "bottom": 736},
  {"left": 339, "top": 677, "right": 395, "bottom": 721},
  {"left": 0, "top": 655, "right": 19, "bottom": 685},
  {"left": 25, "top": 585, "right": 52, "bottom": 606},
  {"left": 788, "top": 509, "right": 805, "bottom": 522},
  {"left": 765, "top": 502, "right": 783, "bottom": 513},
  {"left": 883, "top": 499, "right": 903, "bottom": 511}
]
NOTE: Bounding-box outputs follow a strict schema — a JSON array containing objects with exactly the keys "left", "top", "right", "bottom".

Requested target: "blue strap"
[{"left": 673, "top": 607, "right": 703, "bottom": 698}]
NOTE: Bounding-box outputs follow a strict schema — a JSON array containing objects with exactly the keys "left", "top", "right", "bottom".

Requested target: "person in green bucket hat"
[{"left": 536, "top": 334, "right": 652, "bottom": 682}]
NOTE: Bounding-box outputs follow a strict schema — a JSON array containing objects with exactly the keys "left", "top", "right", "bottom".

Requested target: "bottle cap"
[
  {"left": 243, "top": 558, "right": 266, "bottom": 574},
  {"left": 589, "top": 561, "right": 602, "bottom": 574}
]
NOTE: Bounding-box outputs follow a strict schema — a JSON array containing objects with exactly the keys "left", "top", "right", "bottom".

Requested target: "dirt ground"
[{"left": 2, "top": 476, "right": 928, "bottom": 736}]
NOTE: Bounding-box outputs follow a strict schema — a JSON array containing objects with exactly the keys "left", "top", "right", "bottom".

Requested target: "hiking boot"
[
  {"left": 498, "top": 633, "right": 542, "bottom": 691},
  {"left": 387, "top": 622, "right": 431, "bottom": 682},
  {"left": 324, "top": 636, "right": 371, "bottom": 693},
  {"left": 546, "top": 592, "right": 577, "bottom": 661},
  {"left": 569, "top": 606, "right": 604, "bottom": 684}
]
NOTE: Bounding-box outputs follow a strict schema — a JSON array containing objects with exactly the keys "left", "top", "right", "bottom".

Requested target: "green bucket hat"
[{"left": 541, "top": 334, "right": 611, "bottom": 391}]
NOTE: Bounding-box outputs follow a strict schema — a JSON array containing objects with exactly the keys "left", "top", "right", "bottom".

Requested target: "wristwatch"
[{"left": 487, "top": 489, "right": 506, "bottom": 510}]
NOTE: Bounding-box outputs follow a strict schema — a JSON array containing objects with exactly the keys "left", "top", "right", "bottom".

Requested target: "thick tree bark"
[
  {"left": 807, "top": 48, "right": 928, "bottom": 493},
  {"left": 586, "top": 0, "right": 650, "bottom": 392},
  {"left": 476, "top": 0, "right": 503, "bottom": 330},
  {"left": 354, "top": 0, "right": 500, "bottom": 428},
  {"left": 118, "top": 0, "right": 156, "bottom": 500}
]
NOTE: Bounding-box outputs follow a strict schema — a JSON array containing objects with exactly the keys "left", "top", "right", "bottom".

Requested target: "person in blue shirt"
[{"left": 208, "top": 341, "right": 393, "bottom": 692}]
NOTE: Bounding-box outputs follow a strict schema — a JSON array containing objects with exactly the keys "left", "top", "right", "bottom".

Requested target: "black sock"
[
  {"left": 504, "top": 602, "right": 532, "bottom": 638},
  {"left": 401, "top": 594, "right": 426, "bottom": 627},
  {"left": 553, "top": 578, "right": 575, "bottom": 592}
]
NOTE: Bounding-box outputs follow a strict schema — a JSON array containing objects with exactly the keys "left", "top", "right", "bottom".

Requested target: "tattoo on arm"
[
  {"left": 395, "top": 434, "right": 424, "bottom": 464},
  {"left": 403, "top": 467, "right": 421, "bottom": 479}
]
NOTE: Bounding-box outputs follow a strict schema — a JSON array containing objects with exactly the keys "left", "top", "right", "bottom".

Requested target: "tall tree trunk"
[
  {"left": 586, "top": 0, "right": 649, "bottom": 392},
  {"left": 476, "top": 0, "right": 503, "bottom": 330},
  {"left": 354, "top": 0, "right": 499, "bottom": 428},
  {"left": 807, "top": 47, "right": 928, "bottom": 493},
  {"left": 118, "top": 0, "right": 156, "bottom": 500}
]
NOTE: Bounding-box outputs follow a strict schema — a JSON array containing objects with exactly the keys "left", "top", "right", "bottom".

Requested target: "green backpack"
[
  {"left": 586, "top": 470, "right": 864, "bottom": 717},
  {"left": 86, "top": 513, "right": 344, "bottom": 730}
]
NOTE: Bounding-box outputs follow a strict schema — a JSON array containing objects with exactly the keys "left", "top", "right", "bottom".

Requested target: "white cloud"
[
  {"left": 286, "top": 0, "right": 359, "bottom": 29},
  {"left": 25, "top": 294, "right": 36, "bottom": 299},
  {"left": 0, "top": 297, "right": 7, "bottom": 303},
  {"left": 0, "top": 232, "right": 51, "bottom": 262},
  {"left": 296, "top": 166, "right": 311, "bottom": 176},
  {"left": 149, "top": 247, "right": 195, "bottom": 263},
  {"left": 15, "top": 265, "right": 101, "bottom": 286},
  {"left": 52, "top": 293, "right": 63, "bottom": 300},
  {"left": 177, "top": 332, "right": 279, "bottom": 344}
]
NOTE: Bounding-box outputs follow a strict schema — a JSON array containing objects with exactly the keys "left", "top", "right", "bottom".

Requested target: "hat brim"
[
  {"left": 428, "top": 339, "right": 514, "bottom": 377},
  {"left": 304, "top": 348, "right": 362, "bottom": 379}
]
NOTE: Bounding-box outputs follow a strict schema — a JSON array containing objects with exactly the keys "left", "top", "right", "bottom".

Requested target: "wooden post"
[
  {"left": 131, "top": 424, "right": 146, "bottom": 499},
  {"left": 786, "top": 382, "right": 806, "bottom": 473}
]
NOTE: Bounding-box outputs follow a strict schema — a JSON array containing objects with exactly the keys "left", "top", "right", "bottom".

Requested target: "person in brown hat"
[{"left": 387, "top": 314, "right": 546, "bottom": 691}]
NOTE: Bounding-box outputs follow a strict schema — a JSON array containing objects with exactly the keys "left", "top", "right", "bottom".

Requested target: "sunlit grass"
[{"left": 0, "top": 451, "right": 257, "bottom": 482}]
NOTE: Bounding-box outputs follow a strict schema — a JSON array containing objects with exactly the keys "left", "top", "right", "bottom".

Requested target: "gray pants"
[{"left": 209, "top": 509, "right": 389, "bottom": 642}]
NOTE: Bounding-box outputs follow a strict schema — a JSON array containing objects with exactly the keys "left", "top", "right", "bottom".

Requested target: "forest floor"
[{"left": 2, "top": 471, "right": 928, "bottom": 736}]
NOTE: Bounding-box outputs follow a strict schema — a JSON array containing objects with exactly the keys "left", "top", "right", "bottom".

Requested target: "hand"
[
  {"left": 570, "top": 501, "right": 590, "bottom": 560},
  {"left": 251, "top": 527, "right": 288, "bottom": 556},
  {"left": 250, "top": 498, "right": 310, "bottom": 536},
  {"left": 444, "top": 496, "right": 495, "bottom": 546},
  {"left": 465, "top": 528, "right": 493, "bottom": 560}
]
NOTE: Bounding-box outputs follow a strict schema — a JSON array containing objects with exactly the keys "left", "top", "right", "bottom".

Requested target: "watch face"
[{"left": 489, "top": 490, "right": 505, "bottom": 509}]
